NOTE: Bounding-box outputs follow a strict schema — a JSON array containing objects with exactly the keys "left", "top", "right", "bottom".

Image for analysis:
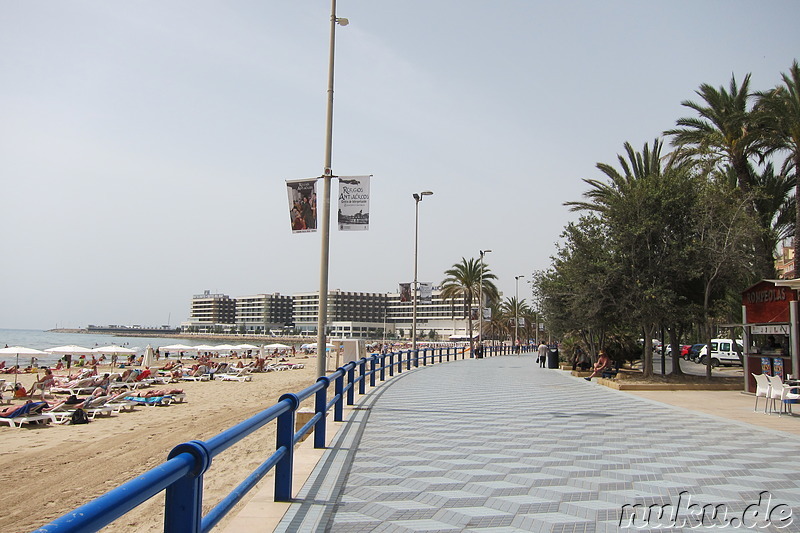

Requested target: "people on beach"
[
  {"left": 29, "top": 368, "right": 55, "bottom": 399},
  {"left": 13, "top": 383, "right": 27, "bottom": 398}
]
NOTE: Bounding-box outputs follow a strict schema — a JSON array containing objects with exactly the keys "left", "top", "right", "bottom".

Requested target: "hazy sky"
[{"left": 2, "top": 1, "right": 798, "bottom": 330}]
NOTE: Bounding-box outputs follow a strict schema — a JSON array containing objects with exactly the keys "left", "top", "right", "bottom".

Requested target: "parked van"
[{"left": 697, "top": 339, "right": 744, "bottom": 367}]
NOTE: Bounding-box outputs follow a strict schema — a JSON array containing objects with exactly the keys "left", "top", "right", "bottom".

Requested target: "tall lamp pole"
[
  {"left": 478, "top": 249, "right": 491, "bottom": 348},
  {"left": 515, "top": 275, "right": 525, "bottom": 352},
  {"left": 412, "top": 191, "right": 433, "bottom": 353},
  {"left": 316, "top": 0, "right": 348, "bottom": 378}
]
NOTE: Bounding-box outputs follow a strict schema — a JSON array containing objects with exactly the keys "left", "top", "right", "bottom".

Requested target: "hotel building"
[{"left": 181, "top": 288, "right": 477, "bottom": 340}]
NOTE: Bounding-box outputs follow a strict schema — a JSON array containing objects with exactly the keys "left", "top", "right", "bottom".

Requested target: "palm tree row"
[{"left": 539, "top": 60, "right": 799, "bottom": 378}]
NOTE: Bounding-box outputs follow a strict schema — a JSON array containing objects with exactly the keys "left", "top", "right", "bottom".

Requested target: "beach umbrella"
[
  {"left": 235, "top": 344, "right": 260, "bottom": 350},
  {"left": 264, "top": 343, "right": 291, "bottom": 349},
  {"left": 160, "top": 344, "right": 195, "bottom": 351},
  {"left": 191, "top": 344, "right": 217, "bottom": 356},
  {"left": 213, "top": 344, "right": 238, "bottom": 352},
  {"left": 44, "top": 345, "right": 94, "bottom": 355},
  {"left": 141, "top": 345, "right": 155, "bottom": 368},
  {"left": 92, "top": 345, "right": 137, "bottom": 355},
  {"left": 0, "top": 346, "right": 49, "bottom": 386}
]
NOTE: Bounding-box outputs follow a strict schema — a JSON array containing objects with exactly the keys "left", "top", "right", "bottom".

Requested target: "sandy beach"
[{"left": 0, "top": 356, "right": 318, "bottom": 532}]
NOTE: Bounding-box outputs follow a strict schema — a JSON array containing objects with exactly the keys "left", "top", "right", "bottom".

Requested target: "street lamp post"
[
  {"left": 316, "top": 0, "right": 349, "bottom": 378},
  {"left": 412, "top": 191, "right": 433, "bottom": 355},
  {"left": 515, "top": 275, "right": 525, "bottom": 353},
  {"left": 478, "top": 249, "right": 491, "bottom": 349}
]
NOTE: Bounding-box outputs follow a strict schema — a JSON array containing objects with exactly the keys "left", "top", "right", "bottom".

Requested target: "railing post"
[
  {"left": 275, "top": 394, "right": 299, "bottom": 502},
  {"left": 380, "top": 353, "right": 386, "bottom": 381},
  {"left": 359, "top": 358, "right": 366, "bottom": 395},
  {"left": 414, "top": 349, "right": 419, "bottom": 368},
  {"left": 334, "top": 369, "right": 344, "bottom": 421},
  {"left": 369, "top": 355, "right": 376, "bottom": 387},
  {"left": 347, "top": 363, "right": 355, "bottom": 405},
  {"left": 314, "top": 377, "right": 329, "bottom": 449},
  {"left": 164, "top": 441, "right": 212, "bottom": 533},
  {"left": 389, "top": 352, "right": 395, "bottom": 376},
  {"left": 406, "top": 349, "right": 411, "bottom": 370}
]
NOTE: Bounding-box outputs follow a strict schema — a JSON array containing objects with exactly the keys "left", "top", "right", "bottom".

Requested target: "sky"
[{"left": 2, "top": 1, "right": 799, "bottom": 330}]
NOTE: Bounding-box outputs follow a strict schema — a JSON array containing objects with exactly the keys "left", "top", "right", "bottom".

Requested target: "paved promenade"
[{"left": 267, "top": 354, "right": 800, "bottom": 532}]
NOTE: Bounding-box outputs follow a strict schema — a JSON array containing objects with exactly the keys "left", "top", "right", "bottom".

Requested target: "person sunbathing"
[{"left": 29, "top": 369, "right": 56, "bottom": 399}]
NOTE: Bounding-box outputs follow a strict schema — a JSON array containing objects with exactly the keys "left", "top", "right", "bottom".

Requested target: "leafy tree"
[
  {"left": 755, "top": 60, "right": 800, "bottom": 267},
  {"left": 691, "top": 178, "right": 760, "bottom": 378},
  {"left": 538, "top": 215, "right": 621, "bottom": 360},
  {"left": 441, "top": 257, "right": 498, "bottom": 351},
  {"left": 567, "top": 140, "right": 699, "bottom": 377}
]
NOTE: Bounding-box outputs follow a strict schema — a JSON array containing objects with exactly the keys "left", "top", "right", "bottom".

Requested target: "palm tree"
[
  {"left": 487, "top": 301, "right": 506, "bottom": 342},
  {"left": 501, "top": 296, "right": 529, "bottom": 347},
  {"left": 751, "top": 162, "right": 795, "bottom": 267},
  {"left": 441, "top": 257, "right": 498, "bottom": 351},
  {"left": 664, "top": 73, "right": 775, "bottom": 277},
  {"left": 755, "top": 61, "right": 800, "bottom": 271},
  {"left": 665, "top": 73, "right": 759, "bottom": 193}
]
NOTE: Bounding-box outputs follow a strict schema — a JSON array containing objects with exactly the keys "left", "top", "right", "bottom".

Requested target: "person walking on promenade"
[{"left": 538, "top": 342, "right": 548, "bottom": 368}]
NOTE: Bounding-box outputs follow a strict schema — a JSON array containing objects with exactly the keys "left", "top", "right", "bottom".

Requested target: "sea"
[{"left": 0, "top": 328, "right": 233, "bottom": 367}]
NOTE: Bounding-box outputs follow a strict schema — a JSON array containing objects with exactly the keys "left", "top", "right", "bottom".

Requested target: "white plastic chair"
[
  {"left": 753, "top": 373, "right": 771, "bottom": 413},
  {"left": 766, "top": 374, "right": 785, "bottom": 414}
]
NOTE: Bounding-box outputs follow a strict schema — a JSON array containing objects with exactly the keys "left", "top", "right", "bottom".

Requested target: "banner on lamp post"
[
  {"left": 338, "top": 175, "right": 371, "bottom": 231},
  {"left": 286, "top": 179, "right": 318, "bottom": 233},
  {"left": 399, "top": 283, "right": 411, "bottom": 302},
  {"left": 419, "top": 282, "right": 433, "bottom": 303}
]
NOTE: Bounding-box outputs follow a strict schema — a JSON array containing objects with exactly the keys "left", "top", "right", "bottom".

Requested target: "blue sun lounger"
[{"left": 0, "top": 401, "right": 53, "bottom": 428}]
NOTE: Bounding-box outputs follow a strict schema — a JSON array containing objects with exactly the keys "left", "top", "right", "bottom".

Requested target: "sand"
[{"left": 0, "top": 357, "right": 318, "bottom": 533}]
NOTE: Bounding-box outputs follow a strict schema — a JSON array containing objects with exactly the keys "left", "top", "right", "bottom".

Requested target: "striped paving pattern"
[{"left": 274, "top": 355, "right": 800, "bottom": 532}]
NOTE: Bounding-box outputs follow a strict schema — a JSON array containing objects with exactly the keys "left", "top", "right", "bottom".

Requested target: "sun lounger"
[
  {"left": 123, "top": 388, "right": 185, "bottom": 406},
  {"left": 0, "top": 402, "right": 53, "bottom": 428},
  {"left": 123, "top": 395, "right": 174, "bottom": 406},
  {"left": 51, "top": 377, "right": 98, "bottom": 396},
  {"left": 220, "top": 368, "right": 253, "bottom": 382}
]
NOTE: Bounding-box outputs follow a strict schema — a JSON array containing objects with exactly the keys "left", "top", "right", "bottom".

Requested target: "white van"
[{"left": 697, "top": 339, "right": 743, "bottom": 367}]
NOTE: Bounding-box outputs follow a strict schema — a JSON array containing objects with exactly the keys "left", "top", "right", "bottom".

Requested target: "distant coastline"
[{"left": 46, "top": 328, "right": 315, "bottom": 344}]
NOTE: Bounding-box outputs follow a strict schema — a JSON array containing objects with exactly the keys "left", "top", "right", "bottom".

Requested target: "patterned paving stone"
[{"left": 273, "top": 356, "right": 800, "bottom": 532}]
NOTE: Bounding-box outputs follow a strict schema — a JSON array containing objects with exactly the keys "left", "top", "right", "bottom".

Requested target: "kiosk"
[{"left": 741, "top": 280, "right": 800, "bottom": 393}]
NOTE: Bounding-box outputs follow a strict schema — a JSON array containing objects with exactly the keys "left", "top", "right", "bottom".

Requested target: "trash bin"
[{"left": 547, "top": 347, "right": 559, "bottom": 369}]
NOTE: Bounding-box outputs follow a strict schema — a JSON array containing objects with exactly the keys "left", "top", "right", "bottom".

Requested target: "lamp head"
[
  {"left": 421, "top": 191, "right": 433, "bottom": 196},
  {"left": 413, "top": 193, "right": 420, "bottom": 201},
  {"left": 336, "top": 17, "right": 349, "bottom": 26}
]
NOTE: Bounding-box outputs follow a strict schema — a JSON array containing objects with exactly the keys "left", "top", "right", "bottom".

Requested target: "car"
[
  {"left": 665, "top": 344, "right": 691, "bottom": 356},
  {"left": 683, "top": 343, "right": 705, "bottom": 362},
  {"left": 697, "top": 339, "right": 744, "bottom": 367}
]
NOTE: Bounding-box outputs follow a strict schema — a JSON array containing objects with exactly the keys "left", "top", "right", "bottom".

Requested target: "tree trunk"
[
  {"left": 642, "top": 324, "right": 655, "bottom": 378},
  {"left": 668, "top": 329, "right": 683, "bottom": 376},
  {"left": 794, "top": 152, "right": 800, "bottom": 279}
]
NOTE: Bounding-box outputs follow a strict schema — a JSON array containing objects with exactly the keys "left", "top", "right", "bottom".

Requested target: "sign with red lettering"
[{"left": 742, "top": 280, "right": 797, "bottom": 324}]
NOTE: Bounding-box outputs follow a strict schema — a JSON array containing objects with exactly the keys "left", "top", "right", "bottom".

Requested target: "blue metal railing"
[{"left": 33, "top": 342, "right": 531, "bottom": 533}]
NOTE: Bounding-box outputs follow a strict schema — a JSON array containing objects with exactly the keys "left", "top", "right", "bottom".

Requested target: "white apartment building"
[
  {"left": 235, "top": 293, "right": 293, "bottom": 334},
  {"left": 181, "top": 288, "right": 480, "bottom": 340}
]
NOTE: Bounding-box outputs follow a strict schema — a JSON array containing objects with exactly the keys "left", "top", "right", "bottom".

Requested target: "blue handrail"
[{"left": 33, "top": 343, "right": 530, "bottom": 533}]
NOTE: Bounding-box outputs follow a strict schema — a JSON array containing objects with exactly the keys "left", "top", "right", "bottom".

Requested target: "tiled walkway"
[{"left": 273, "top": 355, "right": 800, "bottom": 532}]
